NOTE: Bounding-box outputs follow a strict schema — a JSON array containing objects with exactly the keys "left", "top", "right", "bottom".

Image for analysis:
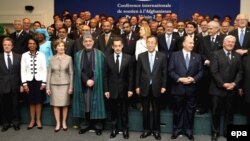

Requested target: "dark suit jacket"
[
  {"left": 158, "top": 33, "right": 179, "bottom": 59},
  {"left": 121, "top": 32, "right": 139, "bottom": 56},
  {"left": 242, "top": 54, "right": 250, "bottom": 102},
  {"left": 136, "top": 51, "right": 167, "bottom": 97},
  {"left": 65, "top": 38, "right": 75, "bottom": 58},
  {"left": 202, "top": 35, "right": 224, "bottom": 61},
  {"left": 97, "top": 33, "right": 116, "bottom": 56},
  {"left": 168, "top": 51, "right": 203, "bottom": 95},
  {"left": 0, "top": 53, "right": 21, "bottom": 94},
  {"left": 9, "top": 31, "right": 31, "bottom": 54},
  {"left": 209, "top": 49, "right": 242, "bottom": 96},
  {"left": 229, "top": 28, "right": 250, "bottom": 51},
  {"left": 104, "top": 53, "right": 133, "bottom": 99}
]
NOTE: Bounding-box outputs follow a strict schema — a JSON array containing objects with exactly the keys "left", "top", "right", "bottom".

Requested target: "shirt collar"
[
  {"left": 182, "top": 49, "right": 191, "bottom": 55},
  {"left": 4, "top": 51, "right": 13, "bottom": 56},
  {"left": 148, "top": 50, "right": 156, "bottom": 56}
]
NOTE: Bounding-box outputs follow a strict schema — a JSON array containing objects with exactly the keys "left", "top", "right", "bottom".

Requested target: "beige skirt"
[{"left": 50, "top": 85, "right": 70, "bottom": 106}]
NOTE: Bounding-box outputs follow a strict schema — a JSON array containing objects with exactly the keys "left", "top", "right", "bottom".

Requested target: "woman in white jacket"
[{"left": 21, "top": 37, "right": 47, "bottom": 130}]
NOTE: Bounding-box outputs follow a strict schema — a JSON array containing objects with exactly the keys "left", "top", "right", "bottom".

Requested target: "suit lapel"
[
  {"left": 0, "top": 54, "right": 8, "bottom": 70},
  {"left": 145, "top": 52, "right": 151, "bottom": 72},
  {"left": 243, "top": 28, "right": 250, "bottom": 47},
  {"left": 187, "top": 52, "right": 195, "bottom": 72},
  {"left": 180, "top": 51, "right": 187, "bottom": 70},
  {"left": 120, "top": 55, "right": 126, "bottom": 73}
]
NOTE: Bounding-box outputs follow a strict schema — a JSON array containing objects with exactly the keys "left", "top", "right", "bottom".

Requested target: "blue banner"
[{"left": 55, "top": 0, "right": 240, "bottom": 21}]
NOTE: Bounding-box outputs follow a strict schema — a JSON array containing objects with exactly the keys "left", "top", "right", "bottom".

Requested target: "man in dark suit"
[
  {"left": 229, "top": 13, "right": 250, "bottom": 57},
  {"left": 130, "top": 16, "right": 140, "bottom": 33},
  {"left": 209, "top": 35, "right": 242, "bottom": 141},
  {"left": 157, "top": 21, "right": 179, "bottom": 109},
  {"left": 0, "top": 37, "right": 22, "bottom": 132},
  {"left": 9, "top": 19, "right": 30, "bottom": 54},
  {"left": 56, "top": 27, "right": 75, "bottom": 58},
  {"left": 97, "top": 21, "right": 116, "bottom": 56},
  {"left": 104, "top": 37, "right": 133, "bottom": 139},
  {"left": 64, "top": 17, "right": 77, "bottom": 40},
  {"left": 229, "top": 13, "right": 250, "bottom": 115},
  {"left": 121, "top": 21, "right": 139, "bottom": 56},
  {"left": 22, "top": 18, "right": 35, "bottom": 37},
  {"left": 136, "top": 35, "right": 167, "bottom": 140},
  {"left": 89, "top": 18, "right": 101, "bottom": 41},
  {"left": 169, "top": 36, "right": 203, "bottom": 141},
  {"left": 177, "top": 21, "right": 203, "bottom": 54},
  {"left": 176, "top": 21, "right": 187, "bottom": 38}
]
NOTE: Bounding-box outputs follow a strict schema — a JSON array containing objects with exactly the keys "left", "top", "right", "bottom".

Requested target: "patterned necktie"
[
  {"left": 239, "top": 29, "right": 244, "bottom": 46},
  {"left": 185, "top": 53, "right": 190, "bottom": 68}
]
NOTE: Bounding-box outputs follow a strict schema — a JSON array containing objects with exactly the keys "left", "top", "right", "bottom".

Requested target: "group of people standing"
[{"left": 0, "top": 11, "right": 249, "bottom": 141}]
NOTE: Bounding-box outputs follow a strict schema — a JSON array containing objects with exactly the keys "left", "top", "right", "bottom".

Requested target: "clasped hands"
[{"left": 178, "top": 77, "right": 195, "bottom": 84}]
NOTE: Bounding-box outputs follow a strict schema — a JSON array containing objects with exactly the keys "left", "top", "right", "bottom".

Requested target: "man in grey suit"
[
  {"left": 104, "top": 37, "right": 133, "bottom": 139},
  {"left": 0, "top": 37, "right": 22, "bottom": 132},
  {"left": 136, "top": 35, "right": 167, "bottom": 140}
]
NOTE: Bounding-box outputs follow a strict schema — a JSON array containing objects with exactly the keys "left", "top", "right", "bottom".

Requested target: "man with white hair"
[
  {"left": 229, "top": 13, "right": 250, "bottom": 56},
  {"left": 197, "top": 21, "right": 225, "bottom": 115},
  {"left": 9, "top": 19, "right": 31, "bottom": 54},
  {"left": 209, "top": 35, "right": 242, "bottom": 141}
]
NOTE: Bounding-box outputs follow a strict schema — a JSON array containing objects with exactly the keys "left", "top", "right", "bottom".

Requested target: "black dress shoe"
[
  {"left": 123, "top": 130, "right": 129, "bottom": 139},
  {"left": 62, "top": 128, "right": 68, "bottom": 131},
  {"left": 211, "top": 133, "right": 218, "bottom": 141},
  {"left": 153, "top": 132, "right": 161, "bottom": 140},
  {"left": 140, "top": 131, "right": 151, "bottom": 138},
  {"left": 171, "top": 134, "right": 178, "bottom": 139},
  {"left": 96, "top": 129, "right": 102, "bottom": 136},
  {"left": 79, "top": 128, "right": 88, "bottom": 134},
  {"left": 13, "top": 125, "right": 20, "bottom": 131},
  {"left": 110, "top": 130, "right": 118, "bottom": 138},
  {"left": 186, "top": 135, "right": 194, "bottom": 140},
  {"left": 1, "top": 126, "right": 9, "bottom": 132}
]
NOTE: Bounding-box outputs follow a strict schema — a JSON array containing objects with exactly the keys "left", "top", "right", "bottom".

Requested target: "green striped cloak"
[{"left": 72, "top": 49, "right": 106, "bottom": 119}]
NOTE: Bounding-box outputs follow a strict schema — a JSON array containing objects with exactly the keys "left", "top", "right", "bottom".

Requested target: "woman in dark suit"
[
  {"left": 46, "top": 39, "right": 73, "bottom": 132},
  {"left": 21, "top": 38, "right": 47, "bottom": 129}
]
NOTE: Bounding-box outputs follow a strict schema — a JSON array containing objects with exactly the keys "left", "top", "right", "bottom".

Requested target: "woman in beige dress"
[{"left": 46, "top": 39, "right": 73, "bottom": 132}]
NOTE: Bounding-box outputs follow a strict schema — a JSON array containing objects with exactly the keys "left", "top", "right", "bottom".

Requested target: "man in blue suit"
[{"left": 168, "top": 36, "right": 203, "bottom": 140}]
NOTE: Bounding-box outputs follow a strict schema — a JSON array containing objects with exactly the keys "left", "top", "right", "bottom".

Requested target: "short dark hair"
[
  {"left": 186, "top": 21, "right": 197, "bottom": 28},
  {"left": 147, "top": 35, "right": 158, "bottom": 44},
  {"left": 28, "top": 37, "right": 40, "bottom": 51},
  {"left": 112, "top": 36, "right": 123, "bottom": 45}
]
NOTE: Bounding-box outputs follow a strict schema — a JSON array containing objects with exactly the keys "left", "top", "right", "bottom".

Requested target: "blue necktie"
[
  {"left": 185, "top": 53, "right": 190, "bottom": 69},
  {"left": 7, "top": 54, "right": 12, "bottom": 70},
  {"left": 239, "top": 29, "right": 244, "bottom": 46}
]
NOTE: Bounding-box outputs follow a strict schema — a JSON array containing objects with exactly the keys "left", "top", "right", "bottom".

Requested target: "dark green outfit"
[{"left": 72, "top": 48, "right": 106, "bottom": 134}]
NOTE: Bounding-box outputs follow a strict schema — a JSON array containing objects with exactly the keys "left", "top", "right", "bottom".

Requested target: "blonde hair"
[
  {"left": 140, "top": 25, "right": 151, "bottom": 38},
  {"left": 53, "top": 39, "right": 66, "bottom": 50}
]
